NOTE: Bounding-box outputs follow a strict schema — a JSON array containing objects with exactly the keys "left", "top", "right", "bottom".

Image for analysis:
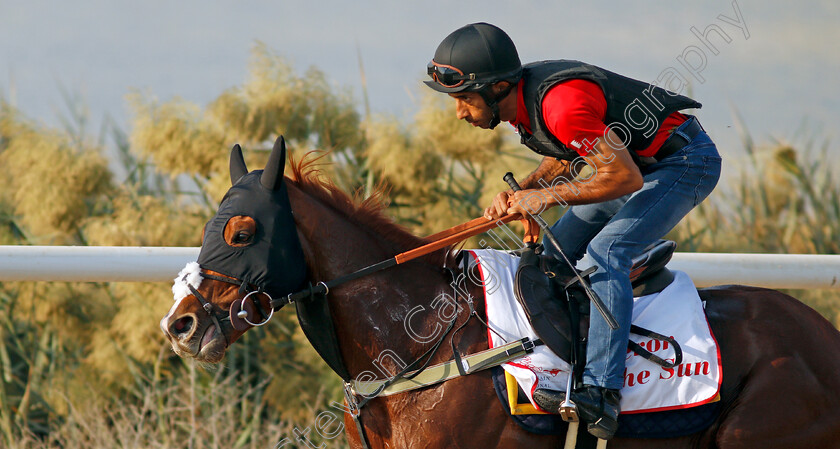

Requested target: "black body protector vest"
[{"left": 516, "top": 60, "right": 702, "bottom": 162}]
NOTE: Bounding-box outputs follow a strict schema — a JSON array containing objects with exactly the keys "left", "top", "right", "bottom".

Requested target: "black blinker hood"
[{"left": 197, "top": 137, "right": 307, "bottom": 297}]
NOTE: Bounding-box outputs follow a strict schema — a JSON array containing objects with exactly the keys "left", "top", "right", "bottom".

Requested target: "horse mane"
[{"left": 286, "top": 151, "right": 440, "bottom": 257}]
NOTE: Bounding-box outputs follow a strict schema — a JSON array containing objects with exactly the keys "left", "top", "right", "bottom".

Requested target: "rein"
[
  {"left": 201, "top": 213, "right": 528, "bottom": 324},
  {"left": 278, "top": 213, "right": 527, "bottom": 308}
]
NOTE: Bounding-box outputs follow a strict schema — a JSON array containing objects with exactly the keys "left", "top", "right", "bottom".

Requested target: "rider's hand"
[
  {"left": 507, "top": 189, "right": 552, "bottom": 218},
  {"left": 484, "top": 190, "right": 512, "bottom": 220}
]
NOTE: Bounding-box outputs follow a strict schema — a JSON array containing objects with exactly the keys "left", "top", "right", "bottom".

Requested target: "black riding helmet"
[{"left": 425, "top": 22, "right": 522, "bottom": 128}]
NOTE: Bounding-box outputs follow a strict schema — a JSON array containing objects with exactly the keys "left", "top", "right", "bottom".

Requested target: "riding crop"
[{"left": 503, "top": 172, "right": 619, "bottom": 330}]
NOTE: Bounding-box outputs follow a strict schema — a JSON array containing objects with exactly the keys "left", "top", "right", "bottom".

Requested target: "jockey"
[{"left": 424, "top": 22, "right": 722, "bottom": 440}]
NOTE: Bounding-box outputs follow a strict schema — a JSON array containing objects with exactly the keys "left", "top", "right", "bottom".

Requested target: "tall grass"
[
  {"left": 1, "top": 304, "right": 347, "bottom": 449},
  {"left": 673, "top": 113, "right": 840, "bottom": 255},
  {"left": 13, "top": 362, "right": 346, "bottom": 449}
]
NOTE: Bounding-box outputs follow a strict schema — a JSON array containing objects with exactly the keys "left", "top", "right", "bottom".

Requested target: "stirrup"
[
  {"left": 559, "top": 368, "right": 578, "bottom": 422},
  {"left": 559, "top": 402, "right": 579, "bottom": 422}
]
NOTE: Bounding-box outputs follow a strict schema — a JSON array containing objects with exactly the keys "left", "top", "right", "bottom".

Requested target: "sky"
[{"left": 1, "top": 0, "right": 838, "bottom": 174}]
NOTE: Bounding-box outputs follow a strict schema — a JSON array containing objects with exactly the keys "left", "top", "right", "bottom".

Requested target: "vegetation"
[{"left": 0, "top": 44, "right": 837, "bottom": 447}]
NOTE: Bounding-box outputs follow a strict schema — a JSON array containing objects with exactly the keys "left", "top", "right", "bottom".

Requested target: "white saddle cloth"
[{"left": 468, "top": 249, "right": 721, "bottom": 414}]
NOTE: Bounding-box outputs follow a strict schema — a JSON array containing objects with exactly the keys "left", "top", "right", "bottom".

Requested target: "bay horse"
[{"left": 160, "top": 137, "right": 840, "bottom": 448}]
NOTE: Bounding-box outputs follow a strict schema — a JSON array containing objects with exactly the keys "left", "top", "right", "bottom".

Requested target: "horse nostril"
[{"left": 171, "top": 316, "right": 194, "bottom": 337}]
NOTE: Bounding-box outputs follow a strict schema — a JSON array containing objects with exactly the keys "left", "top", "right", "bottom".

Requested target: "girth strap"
[
  {"left": 350, "top": 337, "right": 542, "bottom": 398},
  {"left": 354, "top": 309, "right": 461, "bottom": 409}
]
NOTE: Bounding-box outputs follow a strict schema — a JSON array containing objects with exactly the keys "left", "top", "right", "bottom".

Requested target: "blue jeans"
[{"left": 542, "top": 118, "right": 722, "bottom": 390}]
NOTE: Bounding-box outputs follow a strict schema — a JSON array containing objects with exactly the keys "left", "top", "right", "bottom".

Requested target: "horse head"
[{"left": 160, "top": 136, "right": 308, "bottom": 363}]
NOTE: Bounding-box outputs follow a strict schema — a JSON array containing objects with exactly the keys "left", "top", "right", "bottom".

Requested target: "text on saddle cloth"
[{"left": 468, "top": 249, "right": 722, "bottom": 414}]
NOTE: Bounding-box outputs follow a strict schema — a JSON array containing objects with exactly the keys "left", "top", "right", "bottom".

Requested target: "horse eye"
[{"left": 233, "top": 231, "right": 253, "bottom": 244}]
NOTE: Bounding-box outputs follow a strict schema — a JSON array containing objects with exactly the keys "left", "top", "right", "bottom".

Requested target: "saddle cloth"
[{"left": 468, "top": 249, "right": 722, "bottom": 414}]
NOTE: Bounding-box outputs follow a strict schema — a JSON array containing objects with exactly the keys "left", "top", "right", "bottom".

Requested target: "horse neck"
[{"left": 286, "top": 182, "right": 453, "bottom": 377}]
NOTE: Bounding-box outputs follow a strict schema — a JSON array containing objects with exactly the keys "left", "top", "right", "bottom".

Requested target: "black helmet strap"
[{"left": 476, "top": 82, "right": 516, "bottom": 130}]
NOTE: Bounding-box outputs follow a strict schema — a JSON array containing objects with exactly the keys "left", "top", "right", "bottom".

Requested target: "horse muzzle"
[{"left": 160, "top": 306, "right": 230, "bottom": 363}]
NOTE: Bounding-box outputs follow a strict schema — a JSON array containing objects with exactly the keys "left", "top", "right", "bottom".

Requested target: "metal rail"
[{"left": 0, "top": 246, "right": 838, "bottom": 289}]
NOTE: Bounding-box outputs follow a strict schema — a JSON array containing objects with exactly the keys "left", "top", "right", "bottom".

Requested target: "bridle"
[
  {"left": 189, "top": 264, "right": 383, "bottom": 333},
  {"left": 185, "top": 212, "right": 535, "bottom": 449},
  {"left": 186, "top": 282, "right": 233, "bottom": 346},
  {"left": 188, "top": 210, "right": 532, "bottom": 333}
]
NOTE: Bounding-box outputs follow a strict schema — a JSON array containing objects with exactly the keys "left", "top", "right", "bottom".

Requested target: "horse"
[{"left": 160, "top": 137, "right": 840, "bottom": 448}]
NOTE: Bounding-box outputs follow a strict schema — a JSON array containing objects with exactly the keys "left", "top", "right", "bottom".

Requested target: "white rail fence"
[{"left": 0, "top": 246, "right": 838, "bottom": 290}]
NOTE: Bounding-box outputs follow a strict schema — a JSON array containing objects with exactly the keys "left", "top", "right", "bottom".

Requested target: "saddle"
[
  {"left": 513, "top": 239, "right": 680, "bottom": 366},
  {"left": 490, "top": 241, "right": 720, "bottom": 440}
]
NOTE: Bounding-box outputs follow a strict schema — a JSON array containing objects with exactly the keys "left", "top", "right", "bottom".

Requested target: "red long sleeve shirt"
[{"left": 510, "top": 79, "right": 687, "bottom": 158}]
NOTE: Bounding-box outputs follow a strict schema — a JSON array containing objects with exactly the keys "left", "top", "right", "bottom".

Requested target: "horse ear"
[
  {"left": 260, "top": 136, "right": 286, "bottom": 191},
  {"left": 229, "top": 144, "right": 248, "bottom": 185}
]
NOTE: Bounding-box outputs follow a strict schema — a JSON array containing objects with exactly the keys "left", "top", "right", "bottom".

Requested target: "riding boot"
[{"left": 573, "top": 385, "right": 621, "bottom": 440}]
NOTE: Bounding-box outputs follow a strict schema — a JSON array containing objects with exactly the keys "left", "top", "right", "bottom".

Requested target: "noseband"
[
  {"left": 185, "top": 282, "right": 233, "bottom": 346},
  {"left": 188, "top": 272, "right": 273, "bottom": 332}
]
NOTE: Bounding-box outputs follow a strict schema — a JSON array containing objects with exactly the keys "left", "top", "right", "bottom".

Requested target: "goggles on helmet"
[{"left": 427, "top": 61, "right": 474, "bottom": 88}]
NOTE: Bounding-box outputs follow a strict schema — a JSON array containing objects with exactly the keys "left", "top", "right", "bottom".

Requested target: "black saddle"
[
  {"left": 513, "top": 239, "right": 681, "bottom": 365},
  {"left": 628, "top": 240, "right": 677, "bottom": 296}
]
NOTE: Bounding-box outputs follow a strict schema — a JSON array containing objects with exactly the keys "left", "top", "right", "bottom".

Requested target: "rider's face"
[{"left": 449, "top": 92, "right": 493, "bottom": 129}]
